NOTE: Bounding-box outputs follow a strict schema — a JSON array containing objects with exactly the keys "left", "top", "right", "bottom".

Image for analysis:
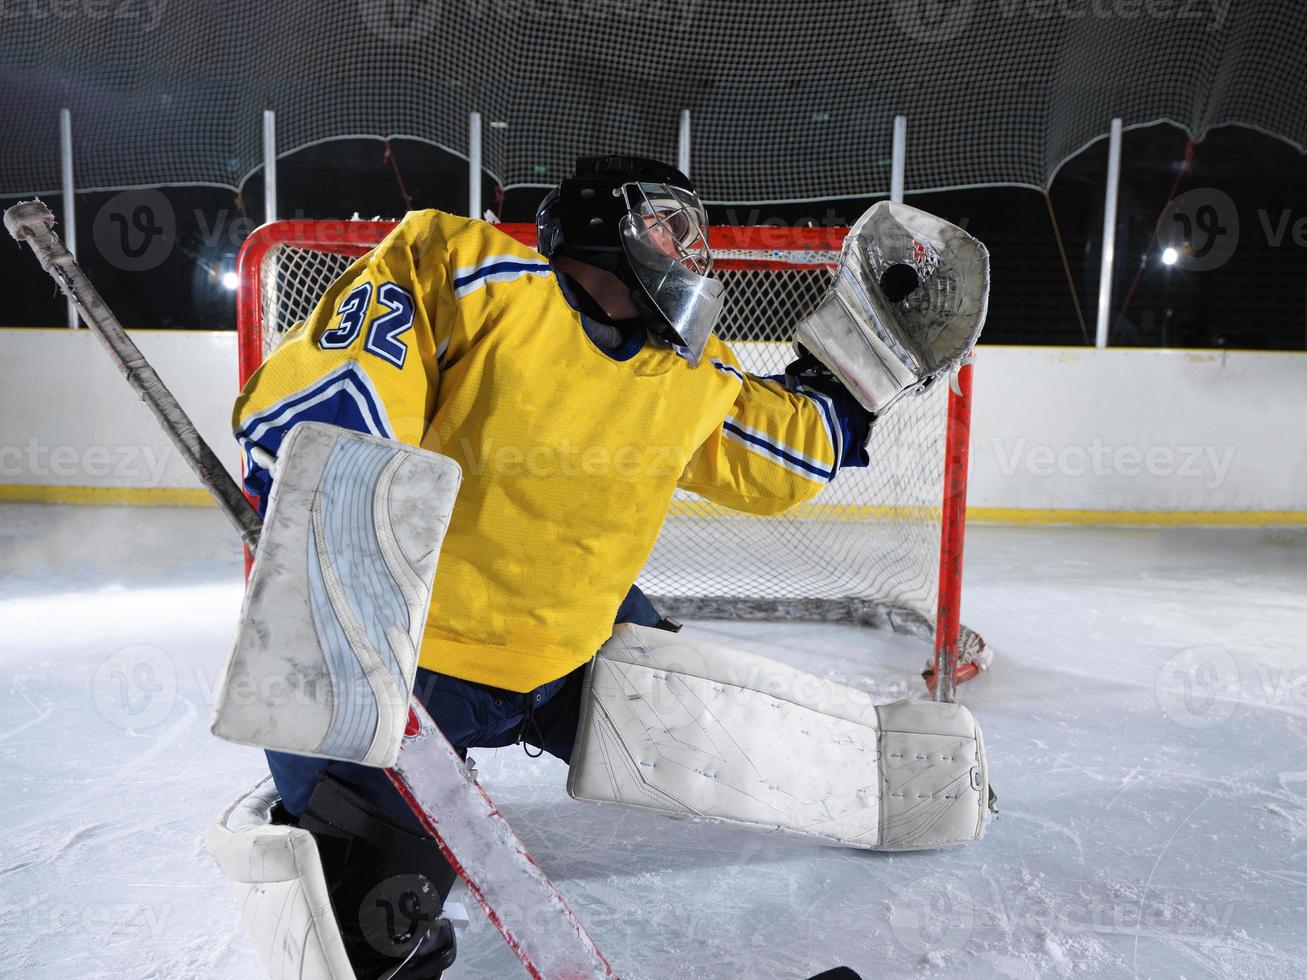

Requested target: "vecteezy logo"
[
  {"left": 888, "top": 872, "right": 975, "bottom": 954},
  {"left": 92, "top": 190, "right": 176, "bottom": 273},
  {"left": 357, "top": 0, "right": 441, "bottom": 43},
  {"left": 360, "top": 874, "right": 438, "bottom": 957},
  {"left": 1159, "top": 188, "right": 1239, "bottom": 272},
  {"left": 892, "top": 0, "right": 976, "bottom": 43},
  {"left": 91, "top": 644, "right": 177, "bottom": 731},
  {"left": 1155, "top": 644, "right": 1240, "bottom": 730}
]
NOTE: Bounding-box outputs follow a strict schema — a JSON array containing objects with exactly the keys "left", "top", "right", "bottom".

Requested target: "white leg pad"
[
  {"left": 568, "top": 625, "right": 990, "bottom": 850},
  {"left": 204, "top": 778, "right": 354, "bottom": 980}
]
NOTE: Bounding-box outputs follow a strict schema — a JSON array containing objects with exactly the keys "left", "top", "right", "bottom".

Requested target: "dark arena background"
[{"left": 1, "top": 3, "right": 1305, "bottom": 979}]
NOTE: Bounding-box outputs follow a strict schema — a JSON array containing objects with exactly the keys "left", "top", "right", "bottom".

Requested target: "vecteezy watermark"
[
  {"left": 355, "top": 0, "right": 441, "bottom": 42},
  {"left": 90, "top": 204, "right": 396, "bottom": 274},
  {"left": 1159, "top": 189, "right": 1307, "bottom": 272},
  {"left": 979, "top": 878, "right": 1238, "bottom": 939},
  {"left": 1156, "top": 648, "right": 1307, "bottom": 730},
  {"left": 1155, "top": 644, "right": 1240, "bottom": 729},
  {"left": 0, "top": 0, "right": 166, "bottom": 31},
  {"left": 93, "top": 189, "right": 176, "bottom": 273},
  {"left": 357, "top": 0, "right": 696, "bottom": 43},
  {"left": 895, "top": 0, "right": 1229, "bottom": 41},
  {"left": 451, "top": 435, "right": 692, "bottom": 480},
  {"left": 991, "top": 437, "right": 1236, "bottom": 490},
  {"left": 91, "top": 644, "right": 177, "bottom": 731},
  {"left": 0, "top": 439, "right": 173, "bottom": 484},
  {"left": 893, "top": 0, "right": 977, "bottom": 43},
  {"left": 359, "top": 874, "right": 442, "bottom": 959},
  {"left": 889, "top": 873, "right": 976, "bottom": 954},
  {"left": 996, "top": 0, "right": 1229, "bottom": 30},
  {"left": 1158, "top": 188, "right": 1240, "bottom": 272}
]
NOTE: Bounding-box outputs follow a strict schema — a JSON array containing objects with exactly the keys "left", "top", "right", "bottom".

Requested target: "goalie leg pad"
[
  {"left": 204, "top": 778, "right": 356, "bottom": 980},
  {"left": 206, "top": 777, "right": 465, "bottom": 980},
  {"left": 567, "top": 625, "right": 989, "bottom": 850},
  {"left": 212, "top": 422, "right": 462, "bottom": 767}
]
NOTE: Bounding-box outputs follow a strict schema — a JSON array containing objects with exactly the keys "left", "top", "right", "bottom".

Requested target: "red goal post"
[{"left": 235, "top": 219, "right": 981, "bottom": 697}]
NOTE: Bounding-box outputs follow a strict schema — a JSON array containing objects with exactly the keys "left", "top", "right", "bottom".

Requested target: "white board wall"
[
  {"left": 967, "top": 347, "right": 1307, "bottom": 518},
  {"left": 0, "top": 329, "right": 1303, "bottom": 521}
]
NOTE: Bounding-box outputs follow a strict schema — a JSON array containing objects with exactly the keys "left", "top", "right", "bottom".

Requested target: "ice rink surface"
[{"left": 2, "top": 503, "right": 1305, "bottom": 980}]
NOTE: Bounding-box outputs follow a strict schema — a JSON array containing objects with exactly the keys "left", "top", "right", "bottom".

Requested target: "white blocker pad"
[
  {"left": 794, "top": 200, "right": 989, "bottom": 416},
  {"left": 205, "top": 778, "right": 355, "bottom": 980},
  {"left": 568, "top": 625, "right": 989, "bottom": 850},
  {"left": 212, "top": 422, "right": 461, "bottom": 767}
]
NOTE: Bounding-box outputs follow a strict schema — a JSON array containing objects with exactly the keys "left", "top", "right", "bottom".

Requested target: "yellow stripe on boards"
[
  {"left": 3, "top": 484, "right": 1303, "bottom": 528},
  {"left": 0, "top": 485, "right": 215, "bottom": 507},
  {"left": 965, "top": 507, "right": 1307, "bottom": 527},
  {"left": 665, "top": 498, "right": 1306, "bottom": 527}
]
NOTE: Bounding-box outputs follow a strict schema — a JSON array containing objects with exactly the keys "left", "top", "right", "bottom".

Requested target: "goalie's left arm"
[{"left": 677, "top": 344, "right": 873, "bottom": 516}]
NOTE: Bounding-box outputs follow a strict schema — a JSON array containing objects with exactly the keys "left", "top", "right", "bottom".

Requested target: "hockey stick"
[
  {"left": 5, "top": 199, "right": 615, "bottom": 980},
  {"left": 3, "top": 201, "right": 262, "bottom": 554}
]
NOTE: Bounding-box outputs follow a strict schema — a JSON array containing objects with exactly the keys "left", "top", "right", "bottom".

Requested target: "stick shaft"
[{"left": 5, "top": 201, "right": 262, "bottom": 552}]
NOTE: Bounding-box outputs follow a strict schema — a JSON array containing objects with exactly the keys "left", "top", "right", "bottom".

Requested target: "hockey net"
[{"left": 235, "top": 220, "right": 983, "bottom": 677}]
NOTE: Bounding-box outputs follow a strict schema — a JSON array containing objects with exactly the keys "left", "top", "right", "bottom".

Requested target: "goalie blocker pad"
[
  {"left": 212, "top": 422, "right": 461, "bottom": 767},
  {"left": 794, "top": 201, "right": 990, "bottom": 417},
  {"left": 568, "top": 625, "right": 989, "bottom": 850}
]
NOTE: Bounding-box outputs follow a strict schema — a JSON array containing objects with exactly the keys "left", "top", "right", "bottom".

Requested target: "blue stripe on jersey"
[
  {"left": 767, "top": 370, "right": 872, "bottom": 471},
  {"left": 452, "top": 259, "right": 552, "bottom": 299},
  {"left": 721, "top": 417, "right": 836, "bottom": 482},
  {"left": 794, "top": 383, "right": 843, "bottom": 469},
  {"left": 235, "top": 362, "right": 393, "bottom": 505},
  {"left": 710, "top": 358, "right": 745, "bottom": 383}
]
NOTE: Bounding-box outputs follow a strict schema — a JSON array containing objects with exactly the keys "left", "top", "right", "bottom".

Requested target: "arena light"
[
  {"left": 1161, "top": 247, "right": 1179, "bottom": 266},
  {"left": 222, "top": 270, "right": 239, "bottom": 290}
]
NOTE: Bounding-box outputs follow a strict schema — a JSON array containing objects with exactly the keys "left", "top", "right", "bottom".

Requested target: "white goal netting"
[
  {"left": 7, "top": 3, "right": 1306, "bottom": 202},
  {"left": 238, "top": 222, "right": 982, "bottom": 657}
]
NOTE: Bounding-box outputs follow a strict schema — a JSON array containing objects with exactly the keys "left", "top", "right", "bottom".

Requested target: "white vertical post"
[
  {"left": 262, "top": 109, "right": 277, "bottom": 225},
  {"left": 1095, "top": 117, "right": 1123, "bottom": 348},
  {"left": 890, "top": 114, "right": 907, "bottom": 204},
  {"left": 60, "top": 108, "right": 78, "bottom": 329},
  {"left": 468, "top": 111, "right": 482, "bottom": 220},
  {"left": 677, "top": 109, "right": 691, "bottom": 176}
]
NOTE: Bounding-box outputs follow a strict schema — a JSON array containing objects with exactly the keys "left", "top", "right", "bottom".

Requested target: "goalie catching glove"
[{"left": 794, "top": 201, "right": 990, "bottom": 417}]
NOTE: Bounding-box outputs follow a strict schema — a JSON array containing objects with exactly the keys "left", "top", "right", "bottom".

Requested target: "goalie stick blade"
[{"left": 387, "top": 701, "right": 616, "bottom": 980}]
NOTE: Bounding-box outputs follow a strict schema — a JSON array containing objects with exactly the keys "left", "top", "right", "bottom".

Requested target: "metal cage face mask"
[
  {"left": 620, "top": 181, "right": 713, "bottom": 276},
  {"left": 615, "top": 181, "right": 723, "bottom": 365}
]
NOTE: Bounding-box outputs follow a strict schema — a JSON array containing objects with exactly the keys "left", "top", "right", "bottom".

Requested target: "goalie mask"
[{"left": 537, "top": 155, "right": 725, "bottom": 365}]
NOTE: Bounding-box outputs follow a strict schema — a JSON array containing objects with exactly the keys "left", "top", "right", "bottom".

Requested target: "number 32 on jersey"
[{"left": 319, "top": 281, "right": 415, "bottom": 369}]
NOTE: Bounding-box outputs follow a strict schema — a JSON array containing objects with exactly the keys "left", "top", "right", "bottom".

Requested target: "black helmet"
[{"left": 537, "top": 155, "right": 725, "bottom": 364}]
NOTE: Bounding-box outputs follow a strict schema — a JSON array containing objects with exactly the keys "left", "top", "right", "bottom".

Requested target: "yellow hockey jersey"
[{"left": 234, "top": 211, "right": 849, "bottom": 692}]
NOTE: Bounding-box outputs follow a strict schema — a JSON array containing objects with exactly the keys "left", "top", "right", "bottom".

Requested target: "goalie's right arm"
[{"left": 675, "top": 342, "right": 874, "bottom": 517}]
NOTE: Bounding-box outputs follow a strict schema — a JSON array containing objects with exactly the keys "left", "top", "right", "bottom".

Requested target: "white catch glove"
[{"left": 795, "top": 201, "right": 990, "bottom": 416}]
